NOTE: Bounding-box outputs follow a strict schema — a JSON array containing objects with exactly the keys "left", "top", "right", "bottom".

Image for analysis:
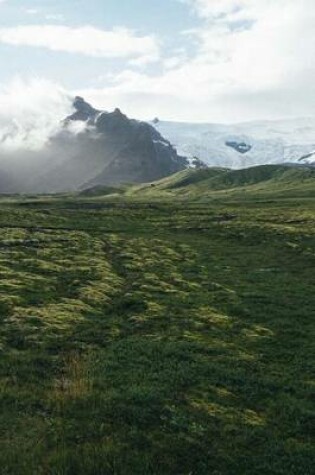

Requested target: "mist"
[
  {"left": 0, "top": 78, "right": 74, "bottom": 151},
  {"left": 0, "top": 78, "right": 96, "bottom": 193}
]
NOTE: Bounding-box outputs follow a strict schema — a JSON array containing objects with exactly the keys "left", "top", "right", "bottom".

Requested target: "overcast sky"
[{"left": 0, "top": 0, "right": 314, "bottom": 122}]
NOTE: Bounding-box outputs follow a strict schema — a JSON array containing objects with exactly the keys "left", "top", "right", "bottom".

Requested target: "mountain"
[
  {"left": 152, "top": 117, "right": 315, "bottom": 169},
  {"left": 67, "top": 97, "right": 188, "bottom": 190},
  {"left": 0, "top": 98, "right": 188, "bottom": 193},
  {"left": 2, "top": 100, "right": 314, "bottom": 194}
]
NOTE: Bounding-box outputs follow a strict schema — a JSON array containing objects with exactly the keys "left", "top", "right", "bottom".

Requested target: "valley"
[
  {"left": 1, "top": 0, "right": 314, "bottom": 473},
  {"left": 0, "top": 171, "right": 314, "bottom": 474}
]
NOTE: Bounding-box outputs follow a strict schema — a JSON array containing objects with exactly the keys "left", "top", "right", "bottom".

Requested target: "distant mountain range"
[
  {"left": 152, "top": 117, "right": 315, "bottom": 168},
  {"left": 0, "top": 98, "right": 314, "bottom": 194}
]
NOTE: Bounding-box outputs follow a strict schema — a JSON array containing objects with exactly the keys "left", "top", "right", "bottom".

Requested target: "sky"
[{"left": 0, "top": 0, "right": 315, "bottom": 123}]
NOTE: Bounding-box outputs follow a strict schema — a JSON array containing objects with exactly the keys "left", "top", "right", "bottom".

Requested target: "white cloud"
[
  {"left": 182, "top": 0, "right": 245, "bottom": 18},
  {"left": 0, "top": 1, "right": 314, "bottom": 123},
  {"left": 22, "top": 8, "right": 64, "bottom": 21},
  {"left": 0, "top": 25, "right": 160, "bottom": 64},
  {"left": 45, "top": 14, "right": 64, "bottom": 22},
  {"left": 24, "top": 8, "right": 39, "bottom": 15},
  {"left": 78, "top": 0, "right": 315, "bottom": 121},
  {"left": 0, "top": 78, "right": 73, "bottom": 150}
]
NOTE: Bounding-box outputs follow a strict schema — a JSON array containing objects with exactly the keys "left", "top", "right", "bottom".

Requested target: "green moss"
[{"left": 0, "top": 184, "right": 314, "bottom": 473}]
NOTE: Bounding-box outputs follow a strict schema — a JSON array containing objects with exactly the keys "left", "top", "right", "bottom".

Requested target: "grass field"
[{"left": 0, "top": 167, "right": 314, "bottom": 474}]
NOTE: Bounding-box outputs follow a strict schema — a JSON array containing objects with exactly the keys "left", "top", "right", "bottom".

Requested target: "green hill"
[{"left": 128, "top": 164, "right": 315, "bottom": 199}]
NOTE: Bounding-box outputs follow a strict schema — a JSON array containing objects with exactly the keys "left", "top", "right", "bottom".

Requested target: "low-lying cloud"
[
  {"left": 0, "top": 78, "right": 73, "bottom": 151},
  {"left": 0, "top": 78, "right": 98, "bottom": 193}
]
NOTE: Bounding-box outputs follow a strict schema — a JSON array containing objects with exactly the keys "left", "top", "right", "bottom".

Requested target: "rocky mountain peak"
[
  {"left": 68, "top": 96, "right": 99, "bottom": 122},
  {"left": 59, "top": 97, "right": 189, "bottom": 190}
]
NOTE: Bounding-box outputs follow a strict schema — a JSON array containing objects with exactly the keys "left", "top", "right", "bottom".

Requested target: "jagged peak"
[{"left": 73, "top": 96, "right": 97, "bottom": 114}]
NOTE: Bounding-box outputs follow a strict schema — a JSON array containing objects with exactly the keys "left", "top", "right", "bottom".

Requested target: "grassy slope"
[
  {"left": 128, "top": 165, "right": 315, "bottom": 199},
  {"left": 0, "top": 173, "right": 314, "bottom": 474}
]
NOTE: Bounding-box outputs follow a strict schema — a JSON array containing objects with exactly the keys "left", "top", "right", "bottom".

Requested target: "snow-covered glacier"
[{"left": 151, "top": 117, "right": 315, "bottom": 168}]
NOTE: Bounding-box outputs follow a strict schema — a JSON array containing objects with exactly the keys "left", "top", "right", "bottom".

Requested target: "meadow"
[{"left": 0, "top": 166, "right": 314, "bottom": 474}]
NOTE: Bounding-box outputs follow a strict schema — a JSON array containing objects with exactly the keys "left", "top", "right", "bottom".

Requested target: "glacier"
[{"left": 151, "top": 117, "right": 315, "bottom": 168}]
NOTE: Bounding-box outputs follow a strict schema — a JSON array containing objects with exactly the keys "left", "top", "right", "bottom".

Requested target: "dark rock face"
[
  {"left": 225, "top": 141, "right": 252, "bottom": 154},
  {"left": 66, "top": 96, "right": 100, "bottom": 122},
  {"left": 298, "top": 151, "right": 315, "bottom": 165},
  {"left": 64, "top": 98, "right": 188, "bottom": 189}
]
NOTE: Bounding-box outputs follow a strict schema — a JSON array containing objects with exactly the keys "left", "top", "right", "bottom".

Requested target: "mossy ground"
[{"left": 0, "top": 189, "right": 314, "bottom": 474}]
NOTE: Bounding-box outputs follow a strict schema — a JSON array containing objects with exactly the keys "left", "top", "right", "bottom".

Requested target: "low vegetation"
[
  {"left": 129, "top": 164, "right": 315, "bottom": 199},
  {"left": 0, "top": 165, "right": 314, "bottom": 474}
]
